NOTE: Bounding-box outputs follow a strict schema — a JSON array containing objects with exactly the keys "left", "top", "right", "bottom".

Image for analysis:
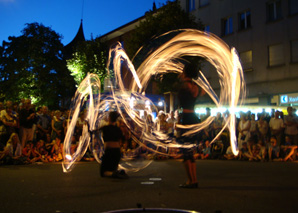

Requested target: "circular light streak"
[{"left": 62, "top": 29, "right": 245, "bottom": 173}]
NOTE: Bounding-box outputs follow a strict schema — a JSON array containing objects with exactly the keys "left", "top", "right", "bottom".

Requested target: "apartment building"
[{"left": 180, "top": 0, "right": 298, "bottom": 107}]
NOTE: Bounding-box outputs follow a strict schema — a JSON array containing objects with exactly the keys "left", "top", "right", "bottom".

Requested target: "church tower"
[{"left": 64, "top": 19, "right": 85, "bottom": 60}]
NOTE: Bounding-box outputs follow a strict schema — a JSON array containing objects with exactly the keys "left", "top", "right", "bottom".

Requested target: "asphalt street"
[{"left": 1, "top": 159, "right": 298, "bottom": 213}]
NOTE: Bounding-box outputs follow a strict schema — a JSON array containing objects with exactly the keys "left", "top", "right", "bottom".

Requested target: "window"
[
  {"left": 222, "top": 17, "right": 233, "bottom": 36},
  {"left": 199, "top": 0, "right": 210, "bottom": 7},
  {"left": 289, "top": 0, "right": 298, "bottom": 15},
  {"left": 291, "top": 40, "right": 298, "bottom": 63},
  {"left": 187, "top": 0, "right": 196, "bottom": 12},
  {"left": 268, "top": 44, "right": 285, "bottom": 66},
  {"left": 204, "top": 25, "right": 210, "bottom": 33},
  {"left": 267, "top": 0, "right": 282, "bottom": 22},
  {"left": 239, "top": 10, "right": 251, "bottom": 30},
  {"left": 239, "top": 50, "right": 253, "bottom": 71}
]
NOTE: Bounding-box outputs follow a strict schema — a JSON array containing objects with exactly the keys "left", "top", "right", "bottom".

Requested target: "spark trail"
[{"left": 62, "top": 29, "right": 245, "bottom": 173}]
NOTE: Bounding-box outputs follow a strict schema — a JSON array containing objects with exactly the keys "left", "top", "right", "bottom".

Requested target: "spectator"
[
  {"left": 257, "top": 115, "right": 269, "bottom": 143},
  {"left": 211, "top": 139, "right": 224, "bottom": 159},
  {"left": 268, "top": 136, "right": 282, "bottom": 161},
  {"left": 145, "top": 113, "right": 154, "bottom": 134},
  {"left": 155, "top": 111, "right": 168, "bottom": 134},
  {"left": 284, "top": 107, "right": 298, "bottom": 148},
  {"left": 238, "top": 113, "right": 251, "bottom": 149},
  {"left": 36, "top": 106, "right": 51, "bottom": 141},
  {"left": 223, "top": 146, "right": 236, "bottom": 160},
  {"left": 269, "top": 111, "right": 284, "bottom": 146},
  {"left": 22, "top": 141, "right": 39, "bottom": 163},
  {"left": 213, "top": 112, "right": 223, "bottom": 137},
  {"left": 201, "top": 140, "right": 211, "bottom": 159},
  {"left": 280, "top": 135, "right": 298, "bottom": 162},
  {"left": 246, "top": 139, "right": 256, "bottom": 161},
  {"left": 35, "top": 140, "right": 52, "bottom": 162},
  {"left": 239, "top": 142, "right": 250, "bottom": 161},
  {"left": 51, "top": 137, "right": 63, "bottom": 162},
  {"left": 19, "top": 99, "right": 37, "bottom": 148},
  {"left": 166, "top": 111, "right": 177, "bottom": 137},
  {"left": 194, "top": 141, "right": 204, "bottom": 159},
  {"left": 256, "top": 139, "right": 266, "bottom": 161},
  {"left": 0, "top": 133, "right": 23, "bottom": 164},
  {"left": 0, "top": 100, "right": 13, "bottom": 118},
  {"left": 249, "top": 144, "right": 262, "bottom": 161},
  {"left": 1, "top": 104, "right": 18, "bottom": 144},
  {"left": 44, "top": 133, "right": 53, "bottom": 152},
  {"left": 51, "top": 110, "right": 64, "bottom": 141},
  {"left": 249, "top": 114, "right": 258, "bottom": 142},
  {"left": 202, "top": 108, "right": 213, "bottom": 140}
]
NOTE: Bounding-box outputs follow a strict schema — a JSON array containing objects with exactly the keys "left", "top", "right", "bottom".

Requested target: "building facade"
[{"left": 180, "top": 0, "right": 298, "bottom": 107}]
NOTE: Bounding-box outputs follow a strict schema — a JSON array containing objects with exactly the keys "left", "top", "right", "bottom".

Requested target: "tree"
[
  {"left": 0, "top": 22, "right": 75, "bottom": 108},
  {"left": 67, "top": 38, "right": 107, "bottom": 91},
  {"left": 125, "top": 0, "right": 203, "bottom": 59},
  {"left": 124, "top": 0, "right": 204, "bottom": 93}
]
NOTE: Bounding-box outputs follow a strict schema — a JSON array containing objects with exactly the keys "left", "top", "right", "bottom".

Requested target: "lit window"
[
  {"left": 239, "top": 50, "right": 253, "bottom": 71},
  {"left": 239, "top": 10, "right": 251, "bottom": 30},
  {"left": 204, "top": 25, "right": 210, "bottom": 33},
  {"left": 267, "top": 0, "right": 282, "bottom": 22},
  {"left": 268, "top": 44, "right": 285, "bottom": 66},
  {"left": 222, "top": 17, "right": 233, "bottom": 36},
  {"left": 291, "top": 40, "right": 298, "bottom": 63},
  {"left": 289, "top": 0, "right": 298, "bottom": 15},
  {"left": 199, "top": 0, "right": 210, "bottom": 7},
  {"left": 188, "top": 0, "right": 196, "bottom": 12}
]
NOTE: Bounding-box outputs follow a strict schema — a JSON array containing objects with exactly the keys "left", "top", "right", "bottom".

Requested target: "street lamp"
[{"left": 157, "top": 99, "right": 166, "bottom": 112}]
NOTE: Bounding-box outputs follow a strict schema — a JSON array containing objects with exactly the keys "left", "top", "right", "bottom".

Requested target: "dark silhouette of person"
[
  {"left": 178, "top": 62, "right": 205, "bottom": 188},
  {"left": 99, "top": 111, "right": 128, "bottom": 179}
]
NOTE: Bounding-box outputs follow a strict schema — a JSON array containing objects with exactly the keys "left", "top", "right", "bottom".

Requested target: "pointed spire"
[{"left": 64, "top": 19, "right": 86, "bottom": 59}]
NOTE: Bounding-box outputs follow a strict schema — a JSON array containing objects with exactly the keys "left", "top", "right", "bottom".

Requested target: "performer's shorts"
[
  {"left": 180, "top": 112, "right": 200, "bottom": 162},
  {"left": 182, "top": 147, "right": 195, "bottom": 162}
]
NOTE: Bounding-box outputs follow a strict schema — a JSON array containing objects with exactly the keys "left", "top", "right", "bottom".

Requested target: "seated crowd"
[
  {"left": 0, "top": 99, "right": 297, "bottom": 165},
  {"left": 0, "top": 99, "right": 70, "bottom": 164}
]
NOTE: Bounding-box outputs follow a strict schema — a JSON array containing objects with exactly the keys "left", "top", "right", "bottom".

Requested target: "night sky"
[{"left": 0, "top": 0, "right": 170, "bottom": 45}]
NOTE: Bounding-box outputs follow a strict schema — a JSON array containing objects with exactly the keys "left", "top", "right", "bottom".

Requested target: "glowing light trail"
[{"left": 62, "top": 29, "right": 245, "bottom": 173}]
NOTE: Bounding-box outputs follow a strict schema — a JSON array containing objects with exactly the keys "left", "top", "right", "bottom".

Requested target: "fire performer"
[
  {"left": 178, "top": 62, "right": 205, "bottom": 189},
  {"left": 99, "top": 111, "right": 128, "bottom": 179}
]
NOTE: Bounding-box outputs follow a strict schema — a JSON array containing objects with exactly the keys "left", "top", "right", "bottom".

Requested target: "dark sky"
[{"left": 0, "top": 0, "right": 169, "bottom": 45}]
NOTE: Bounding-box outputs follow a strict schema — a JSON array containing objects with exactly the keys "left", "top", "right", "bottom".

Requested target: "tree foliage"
[
  {"left": 67, "top": 38, "right": 107, "bottom": 90},
  {"left": 125, "top": 0, "right": 204, "bottom": 59},
  {"left": 124, "top": 0, "right": 204, "bottom": 93},
  {"left": 0, "top": 22, "right": 75, "bottom": 108}
]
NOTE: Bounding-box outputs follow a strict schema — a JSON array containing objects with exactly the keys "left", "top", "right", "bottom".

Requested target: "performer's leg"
[
  {"left": 190, "top": 161, "right": 197, "bottom": 184},
  {"left": 183, "top": 160, "right": 192, "bottom": 184},
  {"left": 180, "top": 154, "right": 198, "bottom": 188}
]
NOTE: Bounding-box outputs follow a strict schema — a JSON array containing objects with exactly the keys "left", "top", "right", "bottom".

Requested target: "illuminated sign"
[
  {"left": 280, "top": 95, "right": 288, "bottom": 104},
  {"left": 280, "top": 93, "right": 298, "bottom": 104}
]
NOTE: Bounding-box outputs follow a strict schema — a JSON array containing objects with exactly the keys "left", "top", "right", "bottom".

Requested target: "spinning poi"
[{"left": 62, "top": 29, "right": 246, "bottom": 173}]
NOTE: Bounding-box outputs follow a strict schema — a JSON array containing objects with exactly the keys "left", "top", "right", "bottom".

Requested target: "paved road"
[{"left": 1, "top": 160, "right": 298, "bottom": 213}]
